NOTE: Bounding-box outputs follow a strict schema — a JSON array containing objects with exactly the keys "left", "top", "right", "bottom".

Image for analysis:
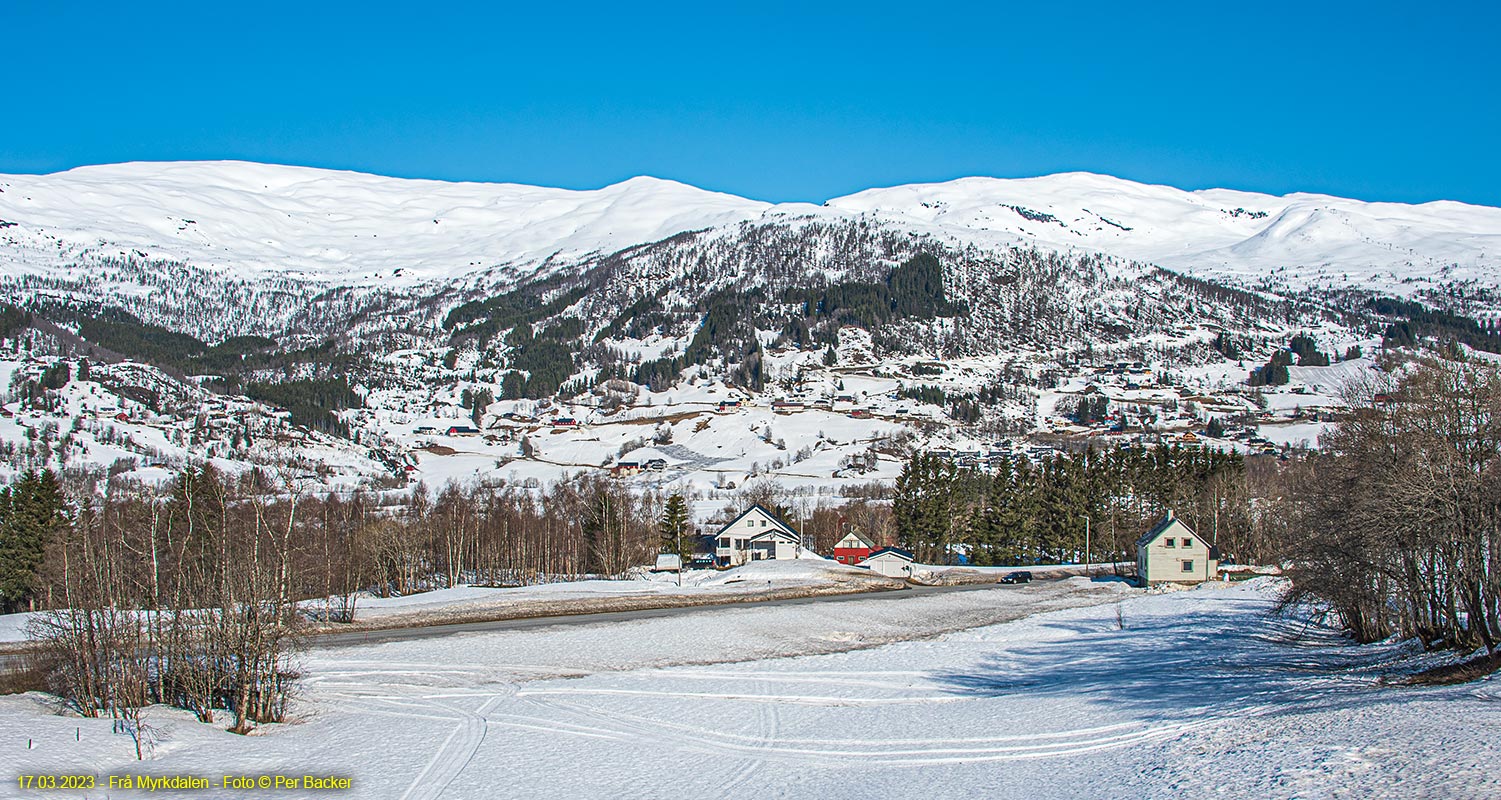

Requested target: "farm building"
[{"left": 1135, "top": 510, "right": 1219, "bottom": 585}]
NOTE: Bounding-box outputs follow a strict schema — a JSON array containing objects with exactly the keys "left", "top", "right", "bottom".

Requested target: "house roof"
[
  {"left": 714, "top": 503, "right": 798, "bottom": 539},
  {"left": 863, "top": 546, "right": 915, "bottom": 562},
  {"left": 835, "top": 531, "right": 875, "bottom": 549},
  {"left": 1136, "top": 513, "right": 1197, "bottom": 548},
  {"left": 748, "top": 527, "right": 802, "bottom": 545}
]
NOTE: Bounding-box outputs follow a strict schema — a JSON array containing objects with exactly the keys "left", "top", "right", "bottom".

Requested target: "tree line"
[
  {"left": 893, "top": 444, "right": 1263, "bottom": 568},
  {"left": 7, "top": 465, "right": 680, "bottom": 747},
  {"left": 1281, "top": 360, "right": 1501, "bottom": 656}
]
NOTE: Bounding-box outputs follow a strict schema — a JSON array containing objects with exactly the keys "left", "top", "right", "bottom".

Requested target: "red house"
[{"left": 832, "top": 531, "right": 876, "bottom": 565}]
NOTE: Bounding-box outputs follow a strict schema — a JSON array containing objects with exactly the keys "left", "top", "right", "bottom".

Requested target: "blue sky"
[{"left": 2, "top": 1, "right": 1496, "bottom": 205}]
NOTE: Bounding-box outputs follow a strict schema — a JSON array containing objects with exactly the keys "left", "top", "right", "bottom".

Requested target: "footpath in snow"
[{"left": 2, "top": 579, "right": 1499, "bottom": 799}]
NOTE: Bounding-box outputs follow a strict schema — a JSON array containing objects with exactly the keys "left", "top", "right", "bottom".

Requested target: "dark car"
[{"left": 1000, "top": 571, "right": 1033, "bottom": 584}]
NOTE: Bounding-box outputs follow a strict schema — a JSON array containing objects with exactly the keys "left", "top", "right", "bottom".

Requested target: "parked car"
[{"left": 1000, "top": 571, "right": 1033, "bottom": 584}]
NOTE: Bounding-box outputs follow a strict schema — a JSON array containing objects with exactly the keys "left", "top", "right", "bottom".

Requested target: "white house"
[
  {"left": 714, "top": 505, "right": 803, "bottom": 566},
  {"left": 858, "top": 547, "right": 916, "bottom": 578},
  {"left": 1135, "top": 510, "right": 1219, "bottom": 585}
]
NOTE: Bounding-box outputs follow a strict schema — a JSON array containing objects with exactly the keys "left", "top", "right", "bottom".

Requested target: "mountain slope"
[
  {"left": 828, "top": 173, "right": 1501, "bottom": 294},
  {"left": 2, "top": 162, "right": 1499, "bottom": 297},
  {"left": 0, "top": 161, "right": 772, "bottom": 285}
]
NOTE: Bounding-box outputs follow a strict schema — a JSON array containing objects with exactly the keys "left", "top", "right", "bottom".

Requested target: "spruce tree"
[
  {"left": 659, "top": 494, "right": 692, "bottom": 560},
  {"left": 0, "top": 469, "right": 69, "bottom": 612}
]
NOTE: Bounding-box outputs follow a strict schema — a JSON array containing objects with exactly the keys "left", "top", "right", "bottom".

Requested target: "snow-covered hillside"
[
  {"left": 0, "top": 161, "right": 772, "bottom": 285},
  {"left": 2, "top": 162, "right": 1499, "bottom": 295},
  {"left": 830, "top": 173, "right": 1501, "bottom": 294},
  {"left": 1, "top": 160, "right": 1494, "bottom": 496}
]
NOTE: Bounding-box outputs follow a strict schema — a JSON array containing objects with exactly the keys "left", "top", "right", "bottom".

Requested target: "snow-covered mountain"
[
  {"left": 2, "top": 161, "right": 1499, "bottom": 294},
  {"left": 5, "top": 161, "right": 1494, "bottom": 497},
  {"left": 0, "top": 161, "right": 774, "bottom": 285},
  {"left": 828, "top": 173, "right": 1501, "bottom": 294}
]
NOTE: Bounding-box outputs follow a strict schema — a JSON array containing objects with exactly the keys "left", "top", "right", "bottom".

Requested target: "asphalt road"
[
  {"left": 0, "top": 578, "right": 1065, "bottom": 673},
  {"left": 309, "top": 580, "right": 1027, "bottom": 650}
]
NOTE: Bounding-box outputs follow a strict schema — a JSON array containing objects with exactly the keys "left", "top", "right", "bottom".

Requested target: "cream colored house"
[
  {"left": 713, "top": 505, "right": 802, "bottom": 566},
  {"left": 1136, "top": 511, "right": 1219, "bottom": 585}
]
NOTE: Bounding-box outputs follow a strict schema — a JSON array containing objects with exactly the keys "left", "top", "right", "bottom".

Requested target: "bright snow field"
[{"left": 3, "top": 579, "right": 1498, "bottom": 799}]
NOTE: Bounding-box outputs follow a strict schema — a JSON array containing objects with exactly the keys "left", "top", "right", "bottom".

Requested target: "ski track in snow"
[
  {"left": 4, "top": 581, "right": 1500, "bottom": 799},
  {"left": 396, "top": 691, "right": 505, "bottom": 800}
]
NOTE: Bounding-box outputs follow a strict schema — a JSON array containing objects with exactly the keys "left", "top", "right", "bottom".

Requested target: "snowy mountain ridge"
[{"left": 2, "top": 161, "right": 1499, "bottom": 296}]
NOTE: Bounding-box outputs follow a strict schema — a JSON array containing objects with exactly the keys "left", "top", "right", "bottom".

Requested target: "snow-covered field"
[{"left": 4, "top": 579, "right": 1497, "bottom": 799}]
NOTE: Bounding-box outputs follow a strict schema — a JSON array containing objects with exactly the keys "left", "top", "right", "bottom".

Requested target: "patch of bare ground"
[
  {"left": 0, "top": 647, "right": 50, "bottom": 695},
  {"left": 1402, "top": 650, "right": 1501, "bottom": 686}
]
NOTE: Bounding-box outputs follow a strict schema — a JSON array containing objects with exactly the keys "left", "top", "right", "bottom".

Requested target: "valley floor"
[{"left": 3, "top": 580, "right": 1498, "bottom": 799}]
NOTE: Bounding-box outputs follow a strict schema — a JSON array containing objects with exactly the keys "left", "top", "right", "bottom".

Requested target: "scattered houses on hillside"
[
  {"left": 713, "top": 504, "right": 803, "bottom": 566},
  {"left": 1135, "top": 510, "right": 1219, "bottom": 585}
]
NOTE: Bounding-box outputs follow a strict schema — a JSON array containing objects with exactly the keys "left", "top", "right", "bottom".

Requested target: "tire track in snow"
[{"left": 515, "top": 678, "right": 1233, "bottom": 767}]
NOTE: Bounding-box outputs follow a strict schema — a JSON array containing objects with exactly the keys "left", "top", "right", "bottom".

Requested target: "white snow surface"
[
  {"left": 3, "top": 162, "right": 1499, "bottom": 292},
  {"left": 0, "top": 161, "right": 770, "bottom": 285},
  {"left": 3, "top": 579, "right": 1497, "bottom": 799},
  {"left": 831, "top": 172, "right": 1501, "bottom": 292}
]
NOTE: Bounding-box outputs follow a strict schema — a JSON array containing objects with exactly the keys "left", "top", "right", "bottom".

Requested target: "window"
[
  {"left": 1183, "top": 538, "right": 1193, "bottom": 548},
  {"left": 718, "top": 537, "right": 729, "bottom": 548},
  {"left": 1181, "top": 559, "right": 1195, "bottom": 573},
  {"left": 1164, "top": 537, "right": 1175, "bottom": 548}
]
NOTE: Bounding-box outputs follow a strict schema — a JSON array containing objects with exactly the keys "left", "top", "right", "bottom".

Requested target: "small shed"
[
  {"left": 859, "top": 547, "right": 915, "bottom": 578},
  {"left": 1136, "top": 510, "right": 1219, "bottom": 585}
]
